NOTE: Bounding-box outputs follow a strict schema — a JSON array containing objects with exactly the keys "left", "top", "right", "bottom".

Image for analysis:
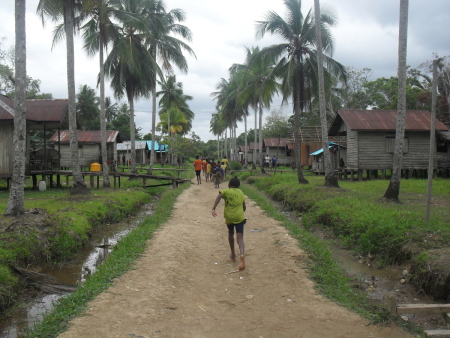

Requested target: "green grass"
[{"left": 240, "top": 173, "right": 449, "bottom": 264}]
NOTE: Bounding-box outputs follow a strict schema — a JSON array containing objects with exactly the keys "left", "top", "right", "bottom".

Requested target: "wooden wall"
[
  {"left": 357, "top": 131, "right": 436, "bottom": 170},
  {"left": 0, "top": 123, "right": 13, "bottom": 176}
]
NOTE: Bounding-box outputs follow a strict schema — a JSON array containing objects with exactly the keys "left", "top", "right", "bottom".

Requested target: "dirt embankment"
[{"left": 58, "top": 181, "right": 409, "bottom": 337}]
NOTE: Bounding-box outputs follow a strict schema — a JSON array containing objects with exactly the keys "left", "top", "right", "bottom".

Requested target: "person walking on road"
[
  {"left": 211, "top": 177, "right": 247, "bottom": 271},
  {"left": 194, "top": 155, "right": 203, "bottom": 184}
]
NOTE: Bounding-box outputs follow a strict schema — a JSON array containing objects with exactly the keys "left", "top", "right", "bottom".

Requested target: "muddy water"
[{"left": 0, "top": 203, "right": 154, "bottom": 338}]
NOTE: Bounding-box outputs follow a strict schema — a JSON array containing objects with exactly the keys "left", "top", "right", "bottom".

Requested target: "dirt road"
[{"left": 60, "top": 180, "right": 409, "bottom": 337}]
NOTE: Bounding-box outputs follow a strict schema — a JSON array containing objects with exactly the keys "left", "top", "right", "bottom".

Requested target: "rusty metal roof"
[
  {"left": 0, "top": 94, "right": 69, "bottom": 124},
  {"left": 329, "top": 110, "right": 448, "bottom": 135},
  {"left": 263, "top": 138, "right": 289, "bottom": 147},
  {"left": 49, "top": 130, "right": 122, "bottom": 143}
]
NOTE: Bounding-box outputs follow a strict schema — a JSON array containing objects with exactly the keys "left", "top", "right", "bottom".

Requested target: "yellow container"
[{"left": 90, "top": 163, "right": 102, "bottom": 171}]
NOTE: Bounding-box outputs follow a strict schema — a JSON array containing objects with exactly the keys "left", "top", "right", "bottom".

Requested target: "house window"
[
  {"left": 437, "top": 140, "right": 447, "bottom": 153},
  {"left": 386, "top": 137, "right": 408, "bottom": 153}
]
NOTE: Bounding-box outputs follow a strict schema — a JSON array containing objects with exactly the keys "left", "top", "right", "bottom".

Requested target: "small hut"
[{"left": 49, "top": 130, "right": 122, "bottom": 169}]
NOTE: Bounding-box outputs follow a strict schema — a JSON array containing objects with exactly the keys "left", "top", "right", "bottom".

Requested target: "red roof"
[
  {"left": 49, "top": 130, "right": 122, "bottom": 143},
  {"left": 0, "top": 94, "right": 69, "bottom": 124},
  {"left": 331, "top": 110, "right": 448, "bottom": 134}
]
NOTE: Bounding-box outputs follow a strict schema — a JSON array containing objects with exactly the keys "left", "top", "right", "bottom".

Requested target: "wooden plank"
[
  {"left": 397, "top": 304, "right": 450, "bottom": 315},
  {"left": 424, "top": 329, "right": 450, "bottom": 337}
]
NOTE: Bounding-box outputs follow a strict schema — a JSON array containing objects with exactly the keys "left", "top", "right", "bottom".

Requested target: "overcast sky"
[{"left": 1, "top": 0, "right": 449, "bottom": 141}]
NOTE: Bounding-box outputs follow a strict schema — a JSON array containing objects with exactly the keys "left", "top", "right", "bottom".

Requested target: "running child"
[{"left": 211, "top": 177, "right": 247, "bottom": 271}]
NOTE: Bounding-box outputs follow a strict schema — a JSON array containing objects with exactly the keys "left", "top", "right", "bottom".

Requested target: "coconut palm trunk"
[
  {"left": 383, "top": 0, "right": 409, "bottom": 201},
  {"left": 65, "top": 4, "right": 87, "bottom": 190},
  {"left": 149, "top": 84, "right": 157, "bottom": 172},
  {"left": 99, "top": 38, "right": 110, "bottom": 187},
  {"left": 5, "top": 0, "right": 26, "bottom": 216},
  {"left": 314, "top": 0, "right": 339, "bottom": 187},
  {"left": 294, "top": 74, "right": 308, "bottom": 184},
  {"left": 244, "top": 113, "right": 248, "bottom": 166},
  {"left": 129, "top": 97, "right": 137, "bottom": 174},
  {"left": 258, "top": 102, "right": 263, "bottom": 163}
]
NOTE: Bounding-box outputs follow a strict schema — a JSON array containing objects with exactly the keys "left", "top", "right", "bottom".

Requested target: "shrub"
[{"left": 229, "top": 161, "right": 243, "bottom": 170}]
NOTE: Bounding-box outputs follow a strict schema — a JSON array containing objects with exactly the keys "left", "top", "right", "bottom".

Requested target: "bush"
[{"left": 229, "top": 161, "right": 243, "bottom": 170}]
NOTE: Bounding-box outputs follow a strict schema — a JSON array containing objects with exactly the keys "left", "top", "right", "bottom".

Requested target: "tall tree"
[
  {"left": 256, "top": 0, "right": 346, "bottom": 184},
  {"left": 103, "top": 0, "right": 157, "bottom": 174},
  {"left": 383, "top": 0, "right": 409, "bottom": 202},
  {"left": 5, "top": 0, "right": 27, "bottom": 216},
  {"left": 82, "top": 0, "right": 124, "bottom": 187},
  {"left": 314, "top": 0, "right": 338, "bottom": 188},
  {"left": 143, "top": 2, "right": 195, "bottom": 173},
  {"left": 37, "top": 0, "right": 88, "bottom": 191}
]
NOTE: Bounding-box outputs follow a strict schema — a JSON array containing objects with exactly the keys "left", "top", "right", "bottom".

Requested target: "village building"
[
  {"left": 263, "top": 138, "right": 291, "bottom": 165},
  {"left": 49, "top": 130, "right": 122, "bottom": 170},
  {"left": 310, "top": 142, "right": 348, "bottom": 174},
  {"left": 328, "top": 110, "right": 449, "bottom": 178},
  {"left": 0, "top": 94, "right": 70, "bottom": 182}
]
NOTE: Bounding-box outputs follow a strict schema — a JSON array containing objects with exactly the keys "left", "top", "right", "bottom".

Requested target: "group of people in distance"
[
  {"left": 193, "top": 155, "right": 247, "bottom": 271},
  {"left": 193, "top": 155, "right": 229, "bottom": 188}
]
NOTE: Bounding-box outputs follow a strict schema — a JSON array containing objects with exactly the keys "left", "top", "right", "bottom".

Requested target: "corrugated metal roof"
[
  {"left": 334, "top": 110, "right": 448, "bottom": 133},
  {"left": 309, "top": 142, "right": 346, "bottom": 156},
  {"left": 117, "top": 140, "right": 147, "bottom": 150},
  {"left": 0, "top": 94, "right": 69, "bottom": 123},
  {"left": 264, "top": 138, "right": 289, "bottom": 147},
  {"left": 49, "top": 130, "right": 121, "bottom": 143}
]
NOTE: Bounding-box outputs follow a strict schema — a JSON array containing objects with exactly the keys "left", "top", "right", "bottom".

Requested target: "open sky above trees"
[{"left": 1, "top": 0, "right": 449, "bottom": 141}]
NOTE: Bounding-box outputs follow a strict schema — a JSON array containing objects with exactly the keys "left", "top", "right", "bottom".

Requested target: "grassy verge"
[
  {"left": 0, "top": 168, "right": 191, "bottom": 313},
  {"left": 237, "top": 172, "right": 449, "bottom": 333}
]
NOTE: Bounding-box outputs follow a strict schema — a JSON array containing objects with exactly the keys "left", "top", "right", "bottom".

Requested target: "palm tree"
[
  {"left": 103, "top": 0, "right": 157, "bottom": 174},
  {"left": 82, "top": 0, "right": 125, "bottom": 187},
  {"left": 255, "top": 0, "right": 346, "bottom": 184},
  {"left": 5, "top": 0, "right": 26, "bottom": 216},
  {"left": 157, "top": 75, "right": 194, "bottom": 136},
  {"left": 314, "top": 0, "right": 339, "bottom": 188},
  {"left": 383, "top": 0, "right": 409, "bottom": 202},
  {"left": 142, "top": 2, "right": 195, "bottom": 173},
  {"left": 37, "top": 0, "right": 88, "bottom": 191},
  {"left": 210, "top": 112, "right": 226, "bottom": 159}
]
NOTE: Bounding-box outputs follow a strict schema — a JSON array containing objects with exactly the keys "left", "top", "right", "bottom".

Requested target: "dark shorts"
[
  {"left": 227, "top": 219, "right": 246, "bottom": 234},
  {"left": 195, "top": 170, "right": 201, "bottom": 177}
]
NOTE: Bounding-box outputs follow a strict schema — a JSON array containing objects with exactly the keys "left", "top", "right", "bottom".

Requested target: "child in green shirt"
[{"left": 212, "top": 177, "right": 247, "bottom": 271}]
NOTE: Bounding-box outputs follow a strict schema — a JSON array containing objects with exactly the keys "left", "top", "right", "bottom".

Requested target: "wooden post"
[
  {"left": 97, "top": 175, "right": 99, "bottom": 188},
  {"left": 90, "top": 175, "right": 94, "bottom": 188},
  {"left": 143, "top": 177, "right": 146, "bottom": 187},
  {"left": 66, "top": 175, "right": 69, "bottom": 187},
  {"left": 32, "top": 175, "right": 37, "bottom": 189},
  {"left": 172, "top": 180, "right": 177, "bottom": 189},
  {"left": 387, "top": 292, "right": 397, "bottom": 315},
  {"left": 114, "top": 175, "right": 116, "bottom": 189}
]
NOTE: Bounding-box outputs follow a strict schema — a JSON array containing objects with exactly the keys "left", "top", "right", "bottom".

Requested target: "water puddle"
[{"left": 0, "top": 203, "right": 154, "bottom": 338}]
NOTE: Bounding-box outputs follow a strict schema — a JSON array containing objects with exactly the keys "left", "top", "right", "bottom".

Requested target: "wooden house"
[
  {"left": 263, "top": 138, "right": 291, "bottom": 165},
  {"left": 310, "top": 142, "right": 347, "bottom": 174},
  {"left": 437, "top": 130, "right": 450, "bottom": 176},
  {"left": 117, "top": 141, "right": 147, "bottom": 165},
  {"left": 49, "top": 130, "right": 122, "bottom": 169},
  {"left": 145, "top": 141, "right": 168, "bottom": 163},
  {"left": 328, "top": 110, "right": 449, "bottom": 177},
  {"left": 0, "top": 94, "right": 70, "bottom": 180}
]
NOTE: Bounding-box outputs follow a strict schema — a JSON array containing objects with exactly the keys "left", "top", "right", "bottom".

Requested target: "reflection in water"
[{"left": 0, "top": 204, "right": 153, "bottom": 338}]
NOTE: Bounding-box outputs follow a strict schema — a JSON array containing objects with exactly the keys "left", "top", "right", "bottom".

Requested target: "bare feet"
[
  {"left": 229, "top": 254, "right": 236, "bottom": 263},
  {"left": 238, "top": 255, "right": 245, "bottom": 271}
]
